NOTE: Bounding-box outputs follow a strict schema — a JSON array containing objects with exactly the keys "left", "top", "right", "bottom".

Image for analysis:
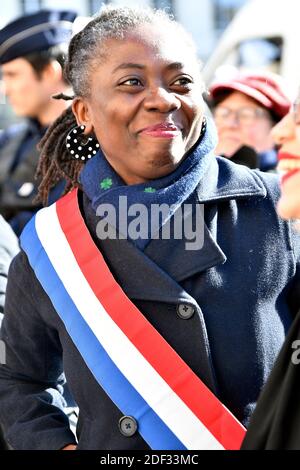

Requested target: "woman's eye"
[
  {"left": 119, "top": 78, "right": 142, "bottom": 87},
  {"left": 172, "top": 77, "right": 193, "bottom": 87}
]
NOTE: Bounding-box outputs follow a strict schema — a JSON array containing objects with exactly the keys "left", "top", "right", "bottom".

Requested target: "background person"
[
  {"left": 0, "top": 217, "right": 19, "bottom": 323},
  {"left": 275, "top": 107, "right": 300, "bottom": 220},
  {"left": 0, "top": 9, "right": 77, "bottom": 235},
  {"left": 208, "top": 70, "right": 291, "bottom": 171},
  {"left": 0, "top": 6, "right": 300, "bottom": 450},
  {"left": 0, "top": 215, "right": 19, "bottom": 449},
  {"left": 242, "top": 95, "right": 300, "bottom": 450}
]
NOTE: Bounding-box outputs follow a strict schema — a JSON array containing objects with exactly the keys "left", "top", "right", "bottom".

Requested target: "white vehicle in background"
[{"left": 203, "top": 0, "right": 300, "bottom": 99}]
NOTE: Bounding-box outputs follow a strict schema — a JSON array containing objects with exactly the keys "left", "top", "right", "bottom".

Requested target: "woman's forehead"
[{"left": 100, "top": 32, "right": 199, "bottom": 71}]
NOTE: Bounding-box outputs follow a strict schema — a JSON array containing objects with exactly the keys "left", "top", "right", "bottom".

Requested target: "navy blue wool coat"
[{"left": 0, "top": 153, "right": 300, "bottom": 450}]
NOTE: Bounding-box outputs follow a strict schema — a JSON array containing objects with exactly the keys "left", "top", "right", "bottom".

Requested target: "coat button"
[
  {"left": 119, "top": 416, "right": 138, "bottom": 437},
  {"left": 177, "top": 303, "right": 195, "bottom": 319}
]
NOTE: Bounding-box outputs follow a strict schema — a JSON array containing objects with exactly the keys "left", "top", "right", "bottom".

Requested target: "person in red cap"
[{"left": 208, "top": 70, "right": 291, "bottom": 171}]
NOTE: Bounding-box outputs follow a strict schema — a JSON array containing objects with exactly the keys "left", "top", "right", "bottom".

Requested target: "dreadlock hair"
[{"left": 37, "top": 5, "right": 199, "bottom": 205}]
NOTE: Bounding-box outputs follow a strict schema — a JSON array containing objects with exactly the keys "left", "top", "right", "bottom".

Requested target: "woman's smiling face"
[
  {"left": 272, "top": 102, "right": 300, "bottom": 220},
  {"left": 73, "top": 24, "right": 205, "bottom": 185}
]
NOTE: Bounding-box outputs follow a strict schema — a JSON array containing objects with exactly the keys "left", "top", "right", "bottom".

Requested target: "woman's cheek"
[{"left": 277, "top": 172, "right": 300, "bottom": 219}]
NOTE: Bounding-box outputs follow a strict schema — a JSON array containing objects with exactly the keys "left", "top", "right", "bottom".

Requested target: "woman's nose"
[
  {"left": 271, "top": 114, "right": 295, "bottom": 145},
  {"left": 144, "top": 86, "right": 181, "bottom": 113}
]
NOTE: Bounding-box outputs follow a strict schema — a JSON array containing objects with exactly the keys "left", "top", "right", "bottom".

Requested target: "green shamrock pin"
[
  {"left": 100, "top": 177, "right": 113, "bottom": 190},
  {"left": 144, "top": 187, "right": 156, "bottom": 193}
]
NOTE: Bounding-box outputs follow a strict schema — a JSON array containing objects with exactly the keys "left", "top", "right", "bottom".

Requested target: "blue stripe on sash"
[{"left": 20, "top": 216, "right": 186, "bottom": 450}]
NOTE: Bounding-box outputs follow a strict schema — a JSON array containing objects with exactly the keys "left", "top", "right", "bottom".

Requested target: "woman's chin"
[
  {"left": 143, "top": 160, "right": 181, "bottom": 179},
  {"left": 277, "top": 199, "right": 300, "bottom": 220},
  {"left": 277, "top": 174, "right": 300, "bottom": 220},
  {"left": 141, "top": 146, "right": 186, "bottom": 171}
]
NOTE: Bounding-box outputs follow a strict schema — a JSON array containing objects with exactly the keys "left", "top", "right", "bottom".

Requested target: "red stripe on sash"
[{"left": 56, "top": 189, "right": 246, "bottom": 449}]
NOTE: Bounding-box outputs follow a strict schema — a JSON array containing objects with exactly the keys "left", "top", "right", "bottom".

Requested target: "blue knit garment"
[
  {"left": 80, "top": 117, "right": 217, "bottom": 250},
  {"left": 259, "top": 148, "right": 278, "bottom": 171}
]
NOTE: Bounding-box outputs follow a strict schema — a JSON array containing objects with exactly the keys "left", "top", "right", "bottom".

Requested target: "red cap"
[{"left": 209, "top": 71, "right": 291, "bottom": 121}]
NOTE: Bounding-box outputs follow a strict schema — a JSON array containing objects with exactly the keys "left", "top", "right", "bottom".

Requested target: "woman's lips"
[
  {"left": 278, "top": 152, "right": 300, "bottom": 161},
  {"left": 281, "top": 169, "right": 300, "bottom": 185},
  {"left": 140, "top": 123, "right": 181, "bottom": 138},
  {"left": 277, "top": 152, "right": 300, "bottom": 185}
]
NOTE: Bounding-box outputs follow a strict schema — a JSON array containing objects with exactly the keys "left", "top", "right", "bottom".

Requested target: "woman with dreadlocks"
[{"left": 0, "top": 5, "right": 300, "bottom": 451}]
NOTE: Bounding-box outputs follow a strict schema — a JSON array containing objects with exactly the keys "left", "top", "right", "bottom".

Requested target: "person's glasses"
[
  {"left": 213, "top": 106, "right": 270, "bottom": 125},
  {"left": 292, "top": 100, "right": 300, "bottom": 124}
]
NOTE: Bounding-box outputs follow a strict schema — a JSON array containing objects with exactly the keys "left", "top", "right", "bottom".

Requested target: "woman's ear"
[{"left": 72, "top": 98, "right": 93, "bottom": 134}]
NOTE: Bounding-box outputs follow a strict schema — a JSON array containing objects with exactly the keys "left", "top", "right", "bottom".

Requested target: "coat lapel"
[
  {"left": 82, "top": 191, "right": 194, "bottom": 303},
  {"left": 144, "top": 195, "right": 227, "bottom": 283},
  {"left": 144, "top": 156, "right": 267, "bottom": 283},
  {"left": 196, "top": 156, "right": 267, "bottom": 203}
]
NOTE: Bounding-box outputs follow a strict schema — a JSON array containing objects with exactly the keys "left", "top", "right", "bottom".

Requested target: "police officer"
[{"left": 0, "top": 10, "right": 77, "bottom": 235}]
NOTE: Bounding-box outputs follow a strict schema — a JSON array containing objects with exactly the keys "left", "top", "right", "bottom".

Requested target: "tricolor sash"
[{"left": 20, "top": 189, "right": 246, "bottom": 450}]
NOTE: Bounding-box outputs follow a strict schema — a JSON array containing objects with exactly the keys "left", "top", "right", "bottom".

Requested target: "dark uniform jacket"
[
  {"left": 0, "top": 121, "right": 63, "bottom": 235},
  {"left": 0, "top": 122, "right": 43, "bottom": 221},
  {"left": 0, "top": 156, "right": 300, "bottom": 450}
]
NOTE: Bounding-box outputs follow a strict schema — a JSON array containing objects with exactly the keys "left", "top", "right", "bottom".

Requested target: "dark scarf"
[{"left": 80, "top": 117, "right": 217, "bottom": 250}]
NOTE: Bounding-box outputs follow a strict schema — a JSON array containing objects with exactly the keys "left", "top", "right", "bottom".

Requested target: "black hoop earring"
[{"left": 65, "top": 125, "right": 100, "bottom": 162}]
